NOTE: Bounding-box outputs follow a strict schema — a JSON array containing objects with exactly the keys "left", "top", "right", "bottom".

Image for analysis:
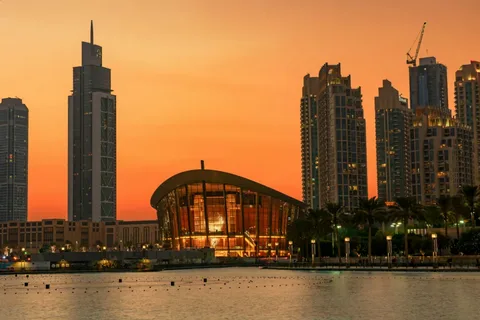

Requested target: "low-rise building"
[{"left": 0, "top": 219, "right": 159, "bottom": 253}]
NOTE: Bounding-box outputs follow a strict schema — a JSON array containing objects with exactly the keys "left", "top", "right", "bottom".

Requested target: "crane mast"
[{"left": 406, "top": 22, "right": 427, "bottom": 67}]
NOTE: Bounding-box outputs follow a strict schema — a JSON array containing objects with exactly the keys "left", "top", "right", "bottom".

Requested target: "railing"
[{"left": 271, "top": 255, "right": 480, "bottom": 270}]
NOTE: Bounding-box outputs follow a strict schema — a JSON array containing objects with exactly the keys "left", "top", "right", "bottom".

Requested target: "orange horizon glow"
[{"left": 0, "top": 0, "right": 478, "bottom": 221}]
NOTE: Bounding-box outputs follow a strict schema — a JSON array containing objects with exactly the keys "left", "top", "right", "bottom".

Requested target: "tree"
[
  {"left": 423, "top": 205, "right": 442, "bottom": 227},
  {"left": 460, "top": 185, "right": 479, "bottom": 228},
  {"left": 355, "top": 196, "right": 386, "bottom": 263},
  {"left": 451, "top": 195, "right": 469, "bottom": 239},
  {"left": 456, "top": 229, "right": 480, "bottom": 255},
  {"left": 390, "top": 197, "right": 424, "bottom": 257},
  {"left": 323, "top": 203, "right": 345, "bottom": 263},
  {"left": 286, "top": 218, "right": 311, "bottom": 260},
  {"left": 306, "top": 209, "right": 331, "bottom": 260},
  {"left": 437, "top": 195, "right": 452, "bottom": 238}
]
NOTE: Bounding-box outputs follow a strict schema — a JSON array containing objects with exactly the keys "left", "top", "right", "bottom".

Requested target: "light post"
[
  {"left": 386, "top": 235, "right": 392, "bottom": 269},
  {"left": 431, "top": 233, "right": 438, "bottom": 268},
  {"left": 395, "top": 222, "right": 401, "bottom": 234},
  {"left": 311, "top": 239, "right": 316, "bottom": 267},
  {"left": 288, "top": 241, "right": 293, "bottom": 267},
  {"left": 275, "top": 242, "right": 279, "bottom": 262},
  {"left": 102, "top": 246, "right": 107, "bottom": 259},
  {"left": 344, "top": 237, "right": 350, "bottom": 268},
  {"left": 267, "top": 243, "right": 272, "bottom": 259}
]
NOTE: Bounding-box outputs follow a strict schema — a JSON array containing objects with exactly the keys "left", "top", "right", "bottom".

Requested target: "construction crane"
[{"left": 406, "top": 22, "right": 427, "bottom": 67}]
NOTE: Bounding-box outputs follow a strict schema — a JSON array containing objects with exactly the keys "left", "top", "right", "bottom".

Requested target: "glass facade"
[
  {"left": 375, "top": 80, "right": 412, "bottom": 202},
  {"left": 153, "top": 175, "right": 304, "bottom": 257},
  {"left": 0, "top": 98, "right": 28, "bottom": 222},
  {"left": 69, "top": 29, "right": 116, "bottom": 222}
]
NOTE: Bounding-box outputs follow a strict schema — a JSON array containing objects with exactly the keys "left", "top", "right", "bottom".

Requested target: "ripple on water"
[{"left": 1, "top": 269, "right": 480, "bottom": 320}]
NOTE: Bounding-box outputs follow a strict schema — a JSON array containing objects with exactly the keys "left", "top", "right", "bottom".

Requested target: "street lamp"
[
  {"left": 344, "top": 237, "right": 350, "bottom": 267},
  {"left": 386, "top": 235, "right": 392, "bottom": 268},
  {"left": 311, "top": 239, "right": 316, "bottom": 267},
  {"left": 288, "top": 241, "right": 293, "bottom": 266},
  {"left": 431, "top": 233, "right": 438, "bottom": 267},
  {"left": 275, "top": 242, "right": 279, "bottom": 262},
  {"left": 267, "top": 243, "right": 272, "bottom": 258}
]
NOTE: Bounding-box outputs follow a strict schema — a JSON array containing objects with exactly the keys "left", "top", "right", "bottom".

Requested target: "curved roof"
[{"left": 150, "top": 169, "right": 306, "bottom": 209}]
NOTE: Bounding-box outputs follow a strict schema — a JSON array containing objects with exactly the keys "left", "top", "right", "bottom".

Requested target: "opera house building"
[{"left": 150, "top": 163, "right": 306, "bottom": 257}]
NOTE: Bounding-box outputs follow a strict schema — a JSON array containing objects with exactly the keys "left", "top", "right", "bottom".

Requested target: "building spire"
[{"left": 90, "top": 20, "right": 94, "bottom": 45}]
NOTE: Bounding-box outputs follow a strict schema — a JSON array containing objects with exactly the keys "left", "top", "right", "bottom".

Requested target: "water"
[{"left": 2, "top": 268, "right": 480, "bottom": 320}]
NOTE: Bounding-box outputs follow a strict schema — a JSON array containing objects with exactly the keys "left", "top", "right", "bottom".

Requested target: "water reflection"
[{"left": 2, "top": 269, "right": 480, "bottom": 320}]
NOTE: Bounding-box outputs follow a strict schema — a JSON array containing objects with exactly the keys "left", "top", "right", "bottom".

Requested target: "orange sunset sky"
[{"left": 0, "top": 0, "right": 478, "bottom": 221}]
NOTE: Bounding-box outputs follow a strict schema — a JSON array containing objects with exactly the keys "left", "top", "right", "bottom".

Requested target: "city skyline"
[{"left": 0, "top": 0, "right": 479, "bottom": 220}]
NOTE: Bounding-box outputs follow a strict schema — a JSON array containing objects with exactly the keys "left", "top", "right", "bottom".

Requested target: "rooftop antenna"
[{"left": 90, "top": 20, "right": 94, "bottom": 45}]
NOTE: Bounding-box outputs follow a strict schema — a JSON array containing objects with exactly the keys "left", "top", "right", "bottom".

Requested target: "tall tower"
[
  {"left": 68, "top": 21, "right": 116, "bottom": 222},
  {"left": 409, "top": 57, "right": 449, "bottom": 113},
  {"left": 301, "top": 63, "right": 367, "bottom": 210},
  {"left": 0, "top": 98, "right": 28, "bottom": 221},
  {"left": 375, "top": 80, "right": 412, "bottom": 202},
  {"left": 455, "top": 61, "right": 480, "bottom": 185},
  {"left": 300, "top": 74, "right": 320, "bottom": 209}
]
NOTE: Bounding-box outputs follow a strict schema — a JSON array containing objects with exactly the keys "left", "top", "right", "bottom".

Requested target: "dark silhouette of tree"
[
  {"left": 355, "top": 196, "right": 386, "bottom": 263},
  {"left": 423, "top": 205, "right": 442, "bottom": 227},
  {"left": 451, "top": 195, "right": 469, "bottom": 239},
  {"left": 437, "top": 195, "right": 452, "bottom": 238},
  {"left": 323, "top": 203, "right": 345, "bottom": 263},
  {"left": 286, "top": 217, "right": 311, "bottom": 260},
  {"left": 390, "top": 197, "right": 424, "bottom": 257},
  {"left": 460, "top": 185, "right": 479, "bottom": 228},
  {"left": 305, "top": 209, "right": 331, "bottom": 260}
]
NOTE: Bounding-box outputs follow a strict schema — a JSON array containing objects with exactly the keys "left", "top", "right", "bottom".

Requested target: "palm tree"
[
  {"left": 451, "top": 195, "right": 468, "bottom": 239},
  {"left": 390, "top": 197, "right": 424, "bottom": 257},
  {"left": 355, "top": 196, "right": 386, "bottom": 263},
  {"left": 287, "top": 217, "right": 312, "bottom": 260},
  {"left": 306, "top": 209, "right": 331, "bottom": 261},
  {"left": 460, "top": 185, "right": 479, "bottom": 228},
  {"left": 323, "top": 203, "right": 344, "bottom": 264},
  {"left": 437, "top": 195, "right": 452, "bottom": 237}
]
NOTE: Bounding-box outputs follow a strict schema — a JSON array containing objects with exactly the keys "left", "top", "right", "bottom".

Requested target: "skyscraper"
[
  {"left": 300, "top": 75, "right": 320, "bottom": 209},
  {"left": 0, "top": 98, "right": 28, "bottom": 221},
  {"left": 455, "top": 61, "right": 480, "bottom": 184},
  {"left": 68, "top": 21, "right": 116, "bottom": 222},
  {"left": 301, "top": 63, "right": 367, "bottom": 210},
  {"left": 375, "top": 80, "right": 412, "bottom": 202},
  {"left": 410, "top": 107, "right": 473, "bottom": 205},
  {"left": 409, "top": 57, "right": 449, "bottom": 113}
]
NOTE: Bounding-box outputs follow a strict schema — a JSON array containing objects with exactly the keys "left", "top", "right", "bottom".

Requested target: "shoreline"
[
  {"left": 265, "top": 265, "right": 480, "bottom": 272},
  {"left": 2, "top": 263, "right": 480, "bottom": 275}
]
